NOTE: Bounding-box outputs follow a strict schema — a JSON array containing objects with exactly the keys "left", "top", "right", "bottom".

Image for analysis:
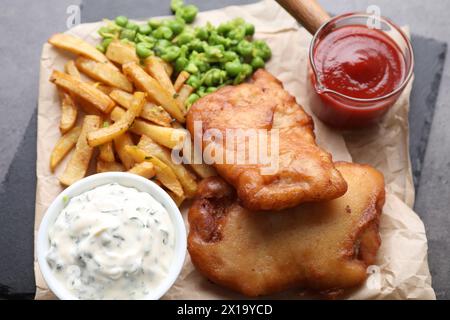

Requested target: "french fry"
[
  {"left": 93, "top": 83, "right": 114, "bottom": 95},
  {"left": 122, "top": 62, "right": 185, "bottom": 123},
  {"left": 125, "top": 145, "right": 184, "bottom": 197},
  {"left": 131, "top": 120, "right": 187, "bottom": 149},
  {"left": 49, "top": 126, "right": 81, "bottom": 172},
  {"left": 183, "top": 141, "right": 218, "bottom": 179},
  {"left": 110, "top": 89, "right": 172, "bottom": 127},
  {"left": 110, "top": 106, "right": 126, "bottom": 121},
  {"left": 97, "top": 160, "right": 125, "bottom": 173},
  {"left": 109, "top": 106, "right": 186, "bottom": 149},
  {"left": 76, "top": 57, "right": 133, "bottom": 92},
  {"left": 87, "top": 92, "right": 145, "bottom": 147},
  {"left": 128, "top": 162, "right": 156, "bottom": 179},
  {"left": 62, "top": 63, "right": 105, "bottom": 116},
  {"left": 106, "top": 40, "right": 139, "bottom": 65},
  {"left": 50, "top": 70, "right": 115, "bottom": 114},
  {"left": 48, "top": 33, "right": 109, "bottom": 64},
  {"left": 174, "top": 71, "right": 190, "bottom": 92},
  {"left": 138, "top": 135, "right": 197, "bottom": 197},
  {"left": 114, "top": 132, "right": 136, "bottom": 170},
  {"left": 187, "top": 162, "right": 217, "bottom": 179},
  {"left": 166, "top": 190, "right": 186, "bottom": 207},
  {"left": 176, "top": 84, "right": 194, "bottom": 111},
  {"left": 98, "top": 121, "right": 115, "bottom": 162},
  {"left": 144, "top": 56, "right": 176, "bottom": 95},
  {"left": 99, "top": 141, "right": 115, "bottom": 162},
  {"left": 161, "top": 59, "right": 174, "bottom": 78},
  {"left": 59, "top": 115, "right": 101, "bottom": 186},
  {"left": 64, "top": 60, "right": 81, "bottom": 79},
  {"left": 72, "top": 96, "right": 103, "bottom": 116},
  {"left": 59, "top": 93, "right": 78, "bottom": 133},
  {"left": 169, "top": 123, "right": 217, "bottom": 178},
  {"left": 171, "top": 121, "right": 184, "bottom": 129}
]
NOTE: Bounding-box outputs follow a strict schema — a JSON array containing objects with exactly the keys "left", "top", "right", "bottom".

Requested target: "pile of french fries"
[{"left": 48, "top": 33, "right": 216, "bottom": 207}]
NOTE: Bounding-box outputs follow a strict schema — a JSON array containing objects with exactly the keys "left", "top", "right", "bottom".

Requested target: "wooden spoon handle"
[{"left": 276, "top": 0, "right": 330, "bottom": 34}]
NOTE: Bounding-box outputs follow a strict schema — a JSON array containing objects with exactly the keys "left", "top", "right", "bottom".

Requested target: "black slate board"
[{"left": 0, "top": 0, "right": 447, "bottom": 299}]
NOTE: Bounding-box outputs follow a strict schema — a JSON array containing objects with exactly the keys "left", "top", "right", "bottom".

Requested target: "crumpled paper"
[{"left": 34, "top": 0, "right": 435, "bottom": 300}]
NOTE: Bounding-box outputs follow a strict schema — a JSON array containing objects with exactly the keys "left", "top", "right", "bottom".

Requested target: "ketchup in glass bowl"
[{"left": 309, "top": 13, "right": 414, "bottom": 129}]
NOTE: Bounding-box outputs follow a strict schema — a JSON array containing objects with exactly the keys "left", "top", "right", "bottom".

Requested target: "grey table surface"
[{"left": 0, "top": 0, "right": 449, "bottom": 299}]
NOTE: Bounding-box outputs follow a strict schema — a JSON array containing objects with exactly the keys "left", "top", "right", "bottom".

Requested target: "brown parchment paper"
[{"left": 34, "top": 0, "right": 435, "bottom": 300}]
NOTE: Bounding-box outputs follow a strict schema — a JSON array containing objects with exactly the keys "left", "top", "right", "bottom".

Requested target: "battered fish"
[
  {"left": 188, "top": 162, "right": 385, "bottom": 297},
  {"left": 187, "top": 69, "right": 347, "bottom": 211}
]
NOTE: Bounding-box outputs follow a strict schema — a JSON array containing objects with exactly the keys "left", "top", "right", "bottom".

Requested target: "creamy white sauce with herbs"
[{"left": 46, "top": 183, "right": 175, "bottom": 300}]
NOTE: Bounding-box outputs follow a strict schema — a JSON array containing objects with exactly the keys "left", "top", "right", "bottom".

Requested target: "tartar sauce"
[{"left": 46, "top": 183, "right": 176, "bottom": 300}]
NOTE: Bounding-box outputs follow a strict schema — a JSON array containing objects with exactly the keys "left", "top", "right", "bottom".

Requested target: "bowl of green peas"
[{"left": 96, "top": 0, "right": 272, "bottom": 107}]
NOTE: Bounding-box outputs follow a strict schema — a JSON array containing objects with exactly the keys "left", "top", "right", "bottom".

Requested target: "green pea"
[
  {"left": 98, "top": 27, "right": 112, "bottom": 39},
  {"left": 96, "top": 44, "right": 106, "bottom": 53},
  {"left": 175, "top": 4, "right": 198, "bottom": 23},
  {"left": 202, "top": 68, "right": 226, "bottom": 86},
  {"left": 170, "top": 0, "right": 184, "bottom": 12},
  {"left": 244, "top": 23, "right": 255, "bottom": 36},
  {"left": 136, "top": 42, "right": 153, "bottom": 58},
  {"left": 228, "top": 26, "right": 246, "bottom": 41},
  {"left": 174, "top": 31, "right": 195, "bottom": 45},
  {"left": 175, "top": 56, "right": 189, "bottom": 73},
  {"left": 224, "top": 60, "right": 242, "bottom": 77},
  {"left": 101, "top": 38, "right": 113, "bottom": 49},
  {"left": 231, "top": 17, "right": 245, "bottom": 27},
  {"left": 233, "top": 72, "right": 247, "bottom": 85},
  {"left": 155, "top": 39, "right": 172, "bottom": 49},
  {"left": 251, "top": 56, "right": 265, "bottom": 69},
  {"left": 148, "top": 19, "right": 162, "bottom": 29},
  {"left": 153, "top": 39, "right": 171, "bottom": 55},
  {"left": 120, "top": 29, "right": 137, "bottom": 42},
  {"left": 186, "top": 93, "right": 200, "bottom": 107},
  {"left": 186, "top": 74, "right": 201, "bottom": 89},
  {"left": 206, "top": 87, "right": 217, "bottom": 93},
  {"left": 190, "top": 53, "right": 210, "bottom": 72},
  {"left": 97, "top": 26, "right": 120, "bottom": 38},
  {"left": 126, "top": 22, "right": 139, "bottom": 31},
  {"left": 223, "top": 51, "right": 238, "bottom": 62},
  {"left": 217, "top": 22, "right": 232, "bottom": 35},
  {"left": 205, "top": 45, "right": 224, "bottom": 62},
  {"left": 167, "top": 18, "right": 185, "bottom": 35},
  {"left": 252, "top": 40, "right": 272, "bottom": 61},
  {"left": 197, "top": 86, "right": 206, "bottom": 97},
  {"left": 156, "top": 39, "right": 171, "bottom": 48},
  {"left": 236, "top": 40, "right": 253, "bottom": 58},
  {"left": 115, "top": 16, "right": 128, "bottom": 27},
  {"left": 185, "top": 62, "right": 199, "bottom": 74},
  {"left": 242, "top": 63, "right": 253, "bottom": 76},
  {"left": 209, "top": 32, "right": 231, "bottom": 48},
  {"left": 152, "top": 26, "right": 173, "bottom": 40},
  {"left": 138, "top": 24, "right": 152, "bottom": 35},
  {"left": 189, "top": 39, "right": 207, "bottom": 52},
  {"left": 120, "top": 38, "right": 135, "bottom": 46},
  {"left": 195, "top": 27, "right": 209, "bottom": 41},
  {"left": 180, "top": 44, "right": 189, "bottom": 55},
  {"left": 161, "top": 46, "right": 181, "bottom": 62},
  {"left": 135, "top": 33, "right": 156, "bottom": 46},
  {"left": 228, "top": 39, "right": 239, "bottom": 48}
]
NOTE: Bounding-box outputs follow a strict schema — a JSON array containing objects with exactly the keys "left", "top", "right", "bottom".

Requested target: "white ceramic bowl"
[{"left": 37, "top": 172, "right": 187, "bottom": 300}]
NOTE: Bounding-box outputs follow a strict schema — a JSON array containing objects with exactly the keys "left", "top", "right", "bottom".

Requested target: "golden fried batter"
[
  {"left": 188, "top": 162, "right": 385, "bottom": 297},
  {"left": 187, "top": 69, "right": 347, "bottom": 211}
]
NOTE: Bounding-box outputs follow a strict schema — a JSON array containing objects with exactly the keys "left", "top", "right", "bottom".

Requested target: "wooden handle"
[{"left": 276, "top": 0, "right": 330, "bottom": 34}]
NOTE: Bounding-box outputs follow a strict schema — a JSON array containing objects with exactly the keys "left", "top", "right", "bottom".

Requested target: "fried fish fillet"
[
  {"left": 186, "top": 69, "right": 347, "bottom": 211},
  {"left": 188, "top": 162, "right": 385, "bottom": 297}
]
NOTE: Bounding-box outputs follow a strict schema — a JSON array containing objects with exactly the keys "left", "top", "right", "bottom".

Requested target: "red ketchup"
[{"left": 310, "top": 25, "right": 407, "bottom": 128}]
